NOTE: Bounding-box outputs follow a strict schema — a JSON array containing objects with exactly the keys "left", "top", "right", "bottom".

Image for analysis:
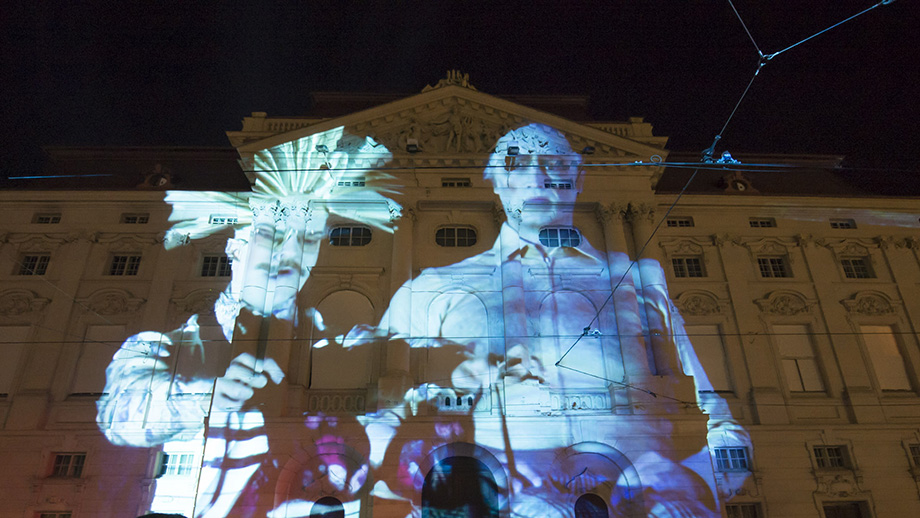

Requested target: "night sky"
[{"left": 2, "top": 1, "right": 917, "bottom": 175}]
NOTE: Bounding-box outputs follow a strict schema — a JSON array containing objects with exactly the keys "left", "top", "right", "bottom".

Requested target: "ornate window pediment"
[
  {"left": 841, "top": 290, "right": 900, "bottom": 316},
  {"left": 171, "top": 289, "right": 220, "bottom": 316},
  {"left": 76, "top": 288, "right": 145, "bottom": 316},
  {"left": 675, "top": 290, "right": 724, "bottom": 316},
  {"left": 755, "top": 290, "right": 816, "bottom": 316},
  {"left": 0, "top": 289, "right": 50, "bottom": 317},
  {"left": 742, "top": 238, "right": 792, "bottom": 257}
]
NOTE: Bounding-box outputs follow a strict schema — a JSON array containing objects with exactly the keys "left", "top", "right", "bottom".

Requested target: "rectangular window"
[
  {"left": 544, "top": 181, "right": 573, "bottom": 189},
  {"left": 208, "top": 215, "right": 238, "bottom": 225},
  {"left": 159, "top": 452, "right": 197, "bottom": 477},
  {"left": 749, "top": 217, "right": 776, "bottom": 228},
  {"left": 774, "top": 324, "right": 824, "bottom": 392},
  {"left": 0, "top": 326, "right": 29, "bottom": 396},
  {"left": 50, "top": 453, "right": 86, "bottom": 478},
  {"left": 909, "top": 444, "right": 920, "bottom": 467},
  {"left": 841, "top": 258, "right": 873, "bottom": 279},
  {"left": 726, "top": 503, "right": 761, "bottom": 518},
  {"left": 107, "top": 255, "right": 141, "bottom": 276},
  {"left": 860, "top": 325, "right": 911, "bottom": 391},
  {"left": 38, "top": 513, "right": 73, "bottom": 518},
  {"left": 813, "top": 445, "right": 850, "bottom": 469},
  {"left": 666, "top": 217, "right": 694, "bottom": 228},
  {"left": 714, "top": 447, "right": 749, "bottom": 471},
  {"left": 120, "top": 212, "right": 149, "bottom": 224},
  {"left": 336, "top": 177, "right": 366, "bottom": 187},
  {"left": 441, "top": 177, "right": 471, "bottom": 187},
  {"left": 823, "top": 502, "right": 865, "bottom": 518},
  {"left": 685, "top": 325, "right": 733, "bottom": 392},
  {"left": 757, "top": 256, "right": 790, "bottom": 278},
  {"left": 672, "top": 257, "right": 705, "bottom": 278},
  {"left": 830, "top": 218, "right": 857, "bottom": 229},
  {"left": 18, "top": 254, "right": 50, "bottom": 276},
  {"left": 32, "top": 213, "right": 61, "bottom": 224},
  {"left": 72, "top": 325, "right": 126, "bottom": 396},
  {"left": 200, "top": 255, "right": 232, "bottom": 277}
]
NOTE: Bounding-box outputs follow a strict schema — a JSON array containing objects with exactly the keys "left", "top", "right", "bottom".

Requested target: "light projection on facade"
[{"left": 96, "top": 123, "right": 750, "bottom": 517}]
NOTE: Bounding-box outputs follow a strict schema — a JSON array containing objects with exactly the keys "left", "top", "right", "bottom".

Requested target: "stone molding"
[
  {"left": 171, "top": 289, "right": 220, "bottom": 316},
  {"left": 675, "top": 290, "right": 725, "bottom": 316},
  {"left": 76, "top": 288, "right": 145, "bottom": 316},
  {"left": 755, "top": 290, "right": 816, "bottom": 316},
  {"left": 0, "top": 289, "right": 50, "bottom": 316},
  {"left": 840, "top": 290, "right": 900, "bottom": 316}
]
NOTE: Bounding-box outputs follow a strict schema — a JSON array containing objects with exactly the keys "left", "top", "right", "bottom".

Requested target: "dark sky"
[{"left": 2, "top": 1, "right": 917, "bottom": 175}]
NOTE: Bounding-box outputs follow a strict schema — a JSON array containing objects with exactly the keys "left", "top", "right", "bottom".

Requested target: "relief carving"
[
  {"left": 171, "top": 289, "right": 220, "bottom": 316},
  {"left": 755, "top": 291, "right": 814, "bottom": 316},
  {"left": 0, "top": 289, "right": 50, "bottom": 316},
  {"left": 676, "top": 291, "right": 722, "bottom": 316},
  {"left": 78, "top": 288, "right": 145, "bottom": 316},
  {"left": 841, "top": 291, "right": 896, "bottom": 316}
]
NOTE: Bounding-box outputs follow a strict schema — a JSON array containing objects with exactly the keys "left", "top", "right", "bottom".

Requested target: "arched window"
[
  {"left": 309, "top": 496, "right": 344, "bottom": 518},
  {"left": 329, "top": 226, "right": 372, "bottom": 246},
  {"left": 423, "top": 456, "right": 498, "bottom": 518},
  {"left": 538, "top": 227, "right": 581, "bottom": 247},
  {"left": 436, "top": 227, "right": 477, "bottom": 247},
  {"left": 575, "top": 493, "right": 609, "bottom": 518}
]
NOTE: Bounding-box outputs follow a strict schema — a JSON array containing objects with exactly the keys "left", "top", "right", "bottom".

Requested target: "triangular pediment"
[{"left": 234, "top": 85, "right": 667, "bottom": 162}]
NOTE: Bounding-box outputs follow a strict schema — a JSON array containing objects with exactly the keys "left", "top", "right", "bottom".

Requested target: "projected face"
[{"left": 487, "top": 126, "right": 583, "bottom": 236}]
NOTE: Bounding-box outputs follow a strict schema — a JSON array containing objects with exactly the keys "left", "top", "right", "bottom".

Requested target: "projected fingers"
[{"left": 213, "top": 353, "right": 283, "bottom": 411}]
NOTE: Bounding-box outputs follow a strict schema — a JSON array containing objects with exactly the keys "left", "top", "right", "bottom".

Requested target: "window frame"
[
  {"left": 441, "top": 177, "right": 472, "bottom": 188},
  {"left": 713, "top": 446, "right": 750, "bottom": 472},
  {"left": 106, "top": 254, "right": 142, "bottom": 276},
  {"left": 32, "top": 213, "right": 62, "bottom": 224},
  {"left": 208, "top": 214, "right": 238, "bottom": 225},
  {"left": 50, "top": 452, "right": 86, "bottom": 478},
  {"left": 538, "top": 227, "right": 581, "bottom": 248},
  {"left": 773, "top": 323, "right": 826, "bottom": 394},
  {"left": 812, "top": 445, "right": 852, "bottom": 470},
  {"left": 757, "top": 256, "right": 791, "bottom": 278},
  {"left": 336, "top": 177, "right": 366, "bottom": 187},
  {"left": 17, "top": 254, "right": 50, "bottom": 276},
  {"left": 666, "top": 217, "right": 695, "bottom": 228},
  {"left": 157, "top": 451, "right": 197, "bottom": 477},
  {"left": 840, "top": 257, "right": 874, "bottom": 279},
  {"left": 829, "top": 218, "right": 857, "bottom": 230},
  {"left": 119, "top": 212, "right": 149, "bottom": 224},
  {"left": 726, "top": 502, "right": 763, "bottom": 518},
  {"left": 329, "top": 226, "right": 372, "bottom": 247},
  {"left": 671, "top": 256, "right": 705, "bottom": 278},
  {"left": 435, "top": 226, "right": 478, "bottom": 248},
  {"left": 200, "top": 254, "right": 232, "bottom": 277},
  {"left": 748, "top": 217, "right": 776, "bottom": 228}
]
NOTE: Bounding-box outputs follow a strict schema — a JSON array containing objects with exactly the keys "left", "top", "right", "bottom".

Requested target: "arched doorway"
[
  {"left": 575, "top": 493, "right": 609, "bottom": 518},
  {"left": 422, "top": 456, "right": 499, "bottom": 518},
  {"left": 309, "top": 496, "right": 344, "bottom": 518}
]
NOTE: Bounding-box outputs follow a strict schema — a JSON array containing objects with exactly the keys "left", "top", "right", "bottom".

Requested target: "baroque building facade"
[{"left": 1, "top": 77, "right": 919, "bottom": 518}]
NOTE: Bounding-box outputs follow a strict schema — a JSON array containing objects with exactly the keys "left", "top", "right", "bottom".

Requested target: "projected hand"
[{"left": 213, "top": 353, "right": 285, "bottom": 412}]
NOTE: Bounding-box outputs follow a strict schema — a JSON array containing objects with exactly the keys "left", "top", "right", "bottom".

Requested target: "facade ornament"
[
  {"left": 720, "top": 170, "right": 759, "bottom": 194},
  {"left": 422, "top": 70, "right": 478, "bottom": 92},
  {"left": 755, "top": 290, "right": 815, "bottom": 316},
  {"left": 491, "top": 202, "right": 505, "bottom": 227},
  {"left": 895, "top": 236, "right": 920, "bottom": 250},
  {"left": 710, "top": 233, "right": 742, "bottom": 248},
  {"left": 626, "top": 202, "right": 656, "bottom": 225},
  {"left": 171, "top": 289, "right": 220, "bottom": 316},
  {"left": 78, "top": 288, "right": 145, "bottom": 316},
  {"left": 594, "top": 203, "right": 627, "bottom": 226},
  {"left": 0, "top": 289, "right": 50, "bottom": 316},
  {"left": 841, "top": 291, "right": 897, "bottom": 316},
  {"left": 675, "top": 291, "right": 722, "bottom": 316}
]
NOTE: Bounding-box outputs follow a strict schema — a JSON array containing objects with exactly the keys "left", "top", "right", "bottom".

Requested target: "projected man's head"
[{"left": 486, "top": 123, "right": 584, "bottom": 235}]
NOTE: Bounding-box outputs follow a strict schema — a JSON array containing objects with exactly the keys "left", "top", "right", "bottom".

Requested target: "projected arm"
[{"left": 96, "top": 316, "right": 216, "bottom": 447}]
